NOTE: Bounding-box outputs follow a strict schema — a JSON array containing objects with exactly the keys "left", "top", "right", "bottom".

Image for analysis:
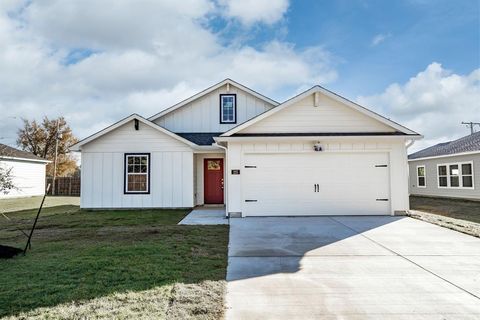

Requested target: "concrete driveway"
[{"left": 226, "top": 216, "right": 480, "bottom": 319}]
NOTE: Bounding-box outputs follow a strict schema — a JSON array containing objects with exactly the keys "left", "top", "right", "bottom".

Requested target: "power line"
[{"left": 461, "top": 121, "right": 480, "bottom": 135}]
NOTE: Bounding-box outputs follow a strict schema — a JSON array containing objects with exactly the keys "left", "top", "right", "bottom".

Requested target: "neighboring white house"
[
  {"left": 0, "top": 144, "right": 50, "bottom": 199},
  {"left": 71, "top": 79, "right": 422, "bottom": 216},
  {"left": 408, "top": 132, "right": 480, "bottom": 200}
]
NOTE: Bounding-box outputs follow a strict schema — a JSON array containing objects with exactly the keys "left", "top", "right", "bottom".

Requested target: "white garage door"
[{"left": 242, "top": 152, "right": 390, "bottom": 216}]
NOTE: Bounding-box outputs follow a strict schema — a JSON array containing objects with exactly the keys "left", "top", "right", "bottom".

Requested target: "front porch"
[{"left": 178, "top": 206, "right": 228, "bottom": 225}]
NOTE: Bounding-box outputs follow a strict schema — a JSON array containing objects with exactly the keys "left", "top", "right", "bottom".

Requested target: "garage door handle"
[
  {"left": 376, "top": 198, "right": 389, "bottom": 201},
  {"left": 245, "top": 199, "right": 257, "bottom": 202}
]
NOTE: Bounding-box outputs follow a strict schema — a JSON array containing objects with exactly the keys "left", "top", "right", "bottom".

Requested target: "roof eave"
[
  {"left": 408, "top": 150, "right": 480, "bottom": 161},
  {"left": 221, "top": 85, "right": 421, "bottom": 137},
  {"left": 0, "top": 156, "right": 51, "bottom": 163},
  {"left": 215, "top": 134, "right": 422, "bottom": 143},
  {"left": 70, "top": 114, "right": 199, "bottom": 151}
]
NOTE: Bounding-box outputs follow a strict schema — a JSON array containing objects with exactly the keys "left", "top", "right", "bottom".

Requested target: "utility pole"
[
  {"left": 461, "top": 122, "right": 480, "bottom": 135},
  {"left": 52, "top": 119, "right": 60, "bottom": 196}
]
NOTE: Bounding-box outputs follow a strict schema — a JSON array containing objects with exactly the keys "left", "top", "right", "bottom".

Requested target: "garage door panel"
[{"left": 242, "top": 153, "right": 390, "bottom": 216}]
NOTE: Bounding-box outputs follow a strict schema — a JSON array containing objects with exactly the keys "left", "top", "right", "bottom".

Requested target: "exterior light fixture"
[{"left": 313, "top": 142, "right": 323, "bottom": 152}]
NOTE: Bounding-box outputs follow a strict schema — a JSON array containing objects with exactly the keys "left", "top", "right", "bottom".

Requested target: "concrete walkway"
[
  {"left": 178, "top": 206, "right": 228, "bottom": 225},
  {"left": 226, "top": 216, "right": 480, "bottom": 319}
]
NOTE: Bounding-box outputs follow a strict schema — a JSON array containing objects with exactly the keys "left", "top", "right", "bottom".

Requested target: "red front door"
[{"left": 204, "top": 159, "right": 224, "bottom": 204}]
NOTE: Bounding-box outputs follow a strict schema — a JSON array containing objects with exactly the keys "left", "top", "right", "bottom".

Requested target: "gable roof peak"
[
  {"left": 70, "top": 113, "right": 197, "bottom": 151},
  {"left": 148, "top": 79, "right": 279, "bottom": 121},
  {"left": 221, "top": 84, "right": 421, "bottom": 137}
]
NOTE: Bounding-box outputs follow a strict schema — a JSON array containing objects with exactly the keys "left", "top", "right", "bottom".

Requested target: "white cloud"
[
  {"left": 357, "top": 63, "right": 480, "bottom": 152},
  {"left": 219, "top": 0, "right": 289, "bottom": 25},
  {"left": 24, "top": 0, "right": 216, "bottom": 51},
  {"left": 0, "top": 0, "right": 335, "bottom": 146},
  {"left": 371, "top": 33, "right": 391, "bottom": 46}
]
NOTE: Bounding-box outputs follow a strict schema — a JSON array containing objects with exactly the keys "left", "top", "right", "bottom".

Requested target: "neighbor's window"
[
  {"left": 220, "top": 94, "right": 236, "bottom": 123},
  {"left": 449, "top": 164, "right": 460, "bottom": 187},
  {"left": 438, "top": 162, "right": 474, "bottom": 189},
  {"left": 125, "top": 154, "right": 149, "bottom": 194},
  {"left": 438, "top": 165, "right": 448, "bottom": 187},
  {"left": 417, "top": 166, "right": 426, "bottom": 187},
  {"left": 462, "top": 163, "right": 473, "bottom": 188}
]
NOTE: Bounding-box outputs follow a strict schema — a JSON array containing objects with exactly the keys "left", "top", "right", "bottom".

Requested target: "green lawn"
[
  {"left": 0, "top": 201, "right": 228, "bottom": 319},
  {"left": 0, "top": 196, "right": 80, "bottom": 213},
  {"left": 410, "top": 195, "right": 480, "bottom": 224}
]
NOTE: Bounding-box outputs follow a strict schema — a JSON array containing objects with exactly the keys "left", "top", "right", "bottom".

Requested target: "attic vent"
[
  {"left": 134, "top": 119, "right": 139, "bottom": 130},
  {"left": 314, "top": 92, "right": 319, "bottom": 107}
]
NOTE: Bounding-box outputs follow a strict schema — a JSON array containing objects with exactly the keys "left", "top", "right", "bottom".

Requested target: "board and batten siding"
[
  {"left": 0, "top": 159, "right": 46, "bottom": 198},
  {"left": 239, "top": 93, "right": 395, "bottom": 134},
  {"left": 226, "top": 140, "right": 409, "bottom": 216},
  {"left": 81, "top": 120, "right": 194, "bottom": 208},
  {"left": 153, "top": 84, "right": 275, "bottom": 133},
  {"left": 409, "top": 153, "right": 480, "bottom": 200}
]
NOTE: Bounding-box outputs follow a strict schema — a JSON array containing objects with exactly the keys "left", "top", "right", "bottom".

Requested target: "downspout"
[
  {"left": 405, "top": 139, "right": 415, "bottom": 149},
  {"left": 213, "top": 142, "right": 228, "bottom": 218},
  {"left": 404, "top": 139, "right": 415, "bottom": 213}
]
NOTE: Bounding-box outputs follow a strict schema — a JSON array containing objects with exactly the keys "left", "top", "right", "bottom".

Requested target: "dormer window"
[{"left": 220, "top": 94, "right": 236, "bottom": 124}]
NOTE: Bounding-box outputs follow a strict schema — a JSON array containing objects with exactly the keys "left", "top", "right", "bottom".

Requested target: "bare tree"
[{"left": 17, "top": 116, "right": 78, "bottom": 177}]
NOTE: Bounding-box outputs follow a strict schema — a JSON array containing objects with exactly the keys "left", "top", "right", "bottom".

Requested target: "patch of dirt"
[
  {"left": 410, "top": 195, "right": 480, "bottom": 224},
  {"left": 166, "top": 280, "right": 226, "bottom": 320},
  {"left": 408, "top": 210, "right": 480, "bottom": 238},
  {"left": 3, "top": 286, "right": 172, "bottom": 320}
]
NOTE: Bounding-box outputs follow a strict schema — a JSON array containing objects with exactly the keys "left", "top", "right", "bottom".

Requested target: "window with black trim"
[
  {"left": 125, "top": 154, "right": 150, "bottom": 194},
  {"left": 220, "top": 94, "right": 236, "bottom": 123}
]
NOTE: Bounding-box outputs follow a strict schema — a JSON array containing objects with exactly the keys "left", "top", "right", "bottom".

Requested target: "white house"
[
  {"left": 71, "top": 79, "right": 422, "bottom": 216},
  {"left": 0, "top": 144, "right": 50, "bottom": 199},
  {"left": 408, "top": 132, "right": 479, "bottom": 200}
]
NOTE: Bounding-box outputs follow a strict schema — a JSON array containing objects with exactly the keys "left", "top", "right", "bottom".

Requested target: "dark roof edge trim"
[{"left": 231, "top": 132, "right": 412, "bottom": 137}]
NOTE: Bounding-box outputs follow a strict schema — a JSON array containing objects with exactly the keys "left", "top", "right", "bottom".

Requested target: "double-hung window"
[
  {"left": 220, "top": 94, "right": 236, "bottom": 124},
  {"left": 437, "top": 162, "right": 474, "bottom": 189},
  {"left": 417, "top": 165, "right": 426, "bottom": 187},
  {"left": 461, "top": 163, "right": 474, "bottom": 188},
  {"left": 125, "top": 154, "right": 150, "bottom": 194}
]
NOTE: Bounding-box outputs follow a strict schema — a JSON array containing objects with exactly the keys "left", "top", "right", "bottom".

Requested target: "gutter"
[
  {"left": 0, "top": 156, "right": 51, "bottom": 164},
  {"left": 215, "top": 135, "right": 423, "bottom": 143}
]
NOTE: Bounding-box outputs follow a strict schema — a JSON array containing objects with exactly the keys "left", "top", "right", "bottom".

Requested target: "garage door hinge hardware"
[
  {"left": 376, "top": 198, "right": 389, "bottom": 201},
  {"left": 244, "top": 165, "right": 257, "bottom": 168},
  {"left": 375, "top": 165, "right": 388, "bottom": 167},
  {"left": 245, "top": 199, "right": 258, "bottom": 202}
]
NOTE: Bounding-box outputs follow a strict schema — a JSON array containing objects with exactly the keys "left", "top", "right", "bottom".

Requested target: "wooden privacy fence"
[{"left": 46, "top": 177, "right": 81, "bottom": 196}]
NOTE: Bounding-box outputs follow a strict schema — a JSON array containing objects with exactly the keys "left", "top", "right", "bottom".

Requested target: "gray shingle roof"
[
  {"left": 0, "top": 143, "right": 47, "bottom": 161},
  {"left": 408, "top": 132, "right": 480, "bottom": 160},
  {"left": 176, "top": 133, "right": 222, "bottom": 146}
]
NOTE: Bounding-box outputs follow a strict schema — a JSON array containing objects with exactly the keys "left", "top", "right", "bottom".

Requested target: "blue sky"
[
  {"left": 290, "top": 0, "right": 479, "bottom": 97},
  {"left": 0, "top": 0, "right": 479, "bottom": 151},
  {"left": 214, "top": 0, "right": 480, "bottom": 98}
]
